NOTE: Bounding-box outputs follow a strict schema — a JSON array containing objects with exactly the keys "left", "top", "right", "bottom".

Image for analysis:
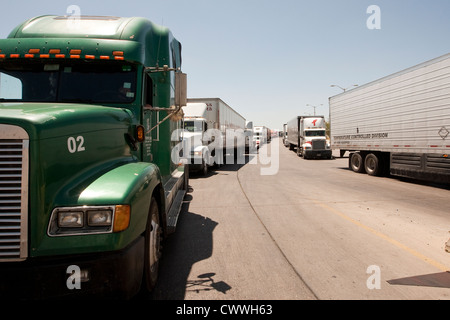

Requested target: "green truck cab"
[{"left": 0, "top": 15, "right": 188, "bottom": 299}]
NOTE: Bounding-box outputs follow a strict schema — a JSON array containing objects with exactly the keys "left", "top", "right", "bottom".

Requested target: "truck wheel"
[
  {"left": 143, "top": 196, "right": 162, "bottom": 292},
  {"left": 365, "top": 153, "right": 381, "bottom": 176},
  {"left": 201, "top": 159, "right": 208, "bottom": 176},
  {"left": 350, "top": 152, "right": 365, "bottom": 173},
  {"left": 184, "top": 164, "right": 190, "bottom": 191}
]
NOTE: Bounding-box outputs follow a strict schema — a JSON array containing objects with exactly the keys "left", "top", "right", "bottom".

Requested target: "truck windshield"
[
  {"left": 305, "top": 130, "right": 326, "bottom": 137},
  {"left": 0, "top": 61, "right": 137, "bottom": 104},
  {"left": 184, "top": 121, "right": 204, "bottom": 132}
]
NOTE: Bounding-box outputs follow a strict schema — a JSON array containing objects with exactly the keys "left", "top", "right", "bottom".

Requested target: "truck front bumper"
[
  {"left": 188, "top": 156, "right": 206, "bottom": 171},
  {"left": 305, "top": 150, "right": 332, "bottom": 159},
  {"left": 0, "top": 236, "right": 144, "bottom": 300}
]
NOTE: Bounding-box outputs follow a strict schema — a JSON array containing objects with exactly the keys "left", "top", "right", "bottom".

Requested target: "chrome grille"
[
  {"left": 312, "top": 140, "right": 326, "bottom": 150},
  {"left": 0, "top": 126, "right": 29, "bottom": 262}
]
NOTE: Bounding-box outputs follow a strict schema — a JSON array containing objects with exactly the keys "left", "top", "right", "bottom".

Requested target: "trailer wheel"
[
  {"left": 143, "top": 196, "right": 162, "bottom": 292},
  {"left": 350, "top": 152, "right": 365, "bottom": 173},
  {"left": 364, "top": 153, "right": 381, "bottom": 176}
]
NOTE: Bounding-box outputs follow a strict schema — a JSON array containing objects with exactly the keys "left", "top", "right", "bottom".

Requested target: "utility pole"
[{"left": 306, "top": 104, "right": 322, "bottom": 116}]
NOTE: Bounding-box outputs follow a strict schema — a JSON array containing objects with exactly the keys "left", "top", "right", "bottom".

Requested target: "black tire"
[
  {"left": 201, "top": 159, "right": 208, "bottom": 176},
  {"left": 350, "top": 152, "right": 365, "bottom": 173},
  {"left": 184, "top": 164, "right": 190, "bottom": 191},
  {"left": 365, "top": 153, "right": 381, "bottom": 176},
  {"left": 143, "top": 196, "right": 162, "bottom": 292}
]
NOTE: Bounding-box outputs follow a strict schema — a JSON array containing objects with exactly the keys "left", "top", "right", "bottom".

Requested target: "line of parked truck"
[
  {"left": 182, "top": 97, "right": 271, "bottom": 176},
  {"left": 0, "top": 13, "right": 448, "bottom": 300}
]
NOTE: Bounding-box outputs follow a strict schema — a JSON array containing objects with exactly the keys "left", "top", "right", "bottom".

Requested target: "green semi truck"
[{"left": 0, "top": 15, "right": 188, "bottom": 299}]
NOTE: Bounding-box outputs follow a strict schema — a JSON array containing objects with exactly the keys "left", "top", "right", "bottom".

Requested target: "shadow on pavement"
[
  {"left": 144, "top": 193, "right": 224, "bottom": 300},
  {"left": 387, "top": 271, "right": 450, "bottom": 289}
]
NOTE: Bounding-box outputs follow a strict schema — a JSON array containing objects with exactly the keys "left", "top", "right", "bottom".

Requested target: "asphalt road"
[{"left": 150, "top": 137, "right": 450, "bottom": 300}]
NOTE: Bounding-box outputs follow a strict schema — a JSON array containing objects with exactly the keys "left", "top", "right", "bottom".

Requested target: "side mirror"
[{"left": 175, "top": 72, "right": 187, "bottom": 107}]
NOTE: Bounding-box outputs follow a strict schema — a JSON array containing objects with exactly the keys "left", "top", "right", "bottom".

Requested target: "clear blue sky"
[{"left": 1, "top": 0, "right": 449, "bottom": 130}]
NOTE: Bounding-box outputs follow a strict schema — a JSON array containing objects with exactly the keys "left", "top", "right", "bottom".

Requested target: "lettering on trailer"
[
  {"left": 333, "top": 132, "right": 389, "bottom": 141},
  {"left": 312, "top": 119, "right": 318, "bottom": 126}
]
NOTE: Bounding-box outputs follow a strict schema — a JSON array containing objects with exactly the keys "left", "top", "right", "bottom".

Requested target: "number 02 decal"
[{"left": 67, "top": 136, "right": 86, "bottom": 153}]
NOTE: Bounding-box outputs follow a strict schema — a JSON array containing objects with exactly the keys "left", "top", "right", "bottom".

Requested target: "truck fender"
[{"left": 78, "top": 162, "right": 163, "bottom": 237}]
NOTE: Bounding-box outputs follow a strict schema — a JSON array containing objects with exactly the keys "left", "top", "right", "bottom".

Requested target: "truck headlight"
[
  {"left": 87, "top": 210, "right": 113, "bottom": 226},
  {"left": 58, "top": 211, "right": 84, "bottom": 228},
  {"left": 48, "top": 205, "right": 129, "bottom": 236}
]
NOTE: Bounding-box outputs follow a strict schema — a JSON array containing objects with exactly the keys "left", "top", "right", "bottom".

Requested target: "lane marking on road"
[{"left": 314, "top": 200, "right": 449, "bottom": 272}]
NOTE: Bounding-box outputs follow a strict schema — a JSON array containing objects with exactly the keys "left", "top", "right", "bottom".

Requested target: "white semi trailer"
[
  {"left": 183, "top": 98, "right": 246, "bottom": 174},
  {"left": 329, "top": 53, "right": 450, "bottom": 183}
]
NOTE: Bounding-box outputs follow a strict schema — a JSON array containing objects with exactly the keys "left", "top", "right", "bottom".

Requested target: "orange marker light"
[
  {"left": 70, "top": 49, "right": 81, "bottom": 55},
  {"left": 136, "top": 125, "right": 145, "bottom": 142},
  {"left": 28, "top": 49, "right": 40, "bottom": 54},
  {"left": 100, "top": 55, "right": 110, "bottom": 60},
  {"left": 113, "top": 205, "right": 131, "bottom": 232},
  {"left": 49, "top": 49, "right": 61, "bottom": 54}
]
